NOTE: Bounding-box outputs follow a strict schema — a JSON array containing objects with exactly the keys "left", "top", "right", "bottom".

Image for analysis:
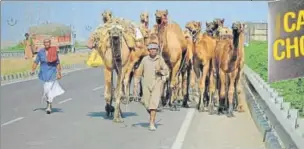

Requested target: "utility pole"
[{"left": 70, "top": 25, "right": 76, "bottom": 53}]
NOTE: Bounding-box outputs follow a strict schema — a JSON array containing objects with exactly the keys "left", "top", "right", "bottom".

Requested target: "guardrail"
[
  {"left": 1, "top": 48, "right": 90, "bottom": 58},
  {"left": 244, "top": 65, "right": 304, "bottom": 149},
  {"left": 1, "top": 63, "right": 89, "bottom": 84}
]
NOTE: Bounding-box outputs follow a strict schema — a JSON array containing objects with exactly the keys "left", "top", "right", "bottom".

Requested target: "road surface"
[{"left": 1, "top": 68, "right": 265, "bottom": 149}]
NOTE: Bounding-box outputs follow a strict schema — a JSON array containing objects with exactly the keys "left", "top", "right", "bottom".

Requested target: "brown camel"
[
  {"left": 150, "top": 9, "right": 192, "bottom": 110},
  {"left": 87, "top": 16, "right": 148, "bottom": 123},
  {"left": 207, "top": 19, "right": 246, "bottom": 113},
  {"left": 185, "top": 21, "right": 217, "bottom": 114},
  {"left": 214, "top": 21, "right": 245, "bottom": 117}
]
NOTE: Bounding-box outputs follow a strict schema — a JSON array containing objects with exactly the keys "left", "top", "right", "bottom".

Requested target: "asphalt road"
[{"left": 1, "top": 68, "right": 265, "bottom": 149}]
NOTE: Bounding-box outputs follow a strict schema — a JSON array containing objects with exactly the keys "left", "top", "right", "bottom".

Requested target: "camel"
[
  {"left": 87, "top": 15, "right": 149, "bottom": 123},
  {"left": 214, "top": 21, "right": 245, "bottom": 117},
  {"left": 211, "top": 18, "right": 225, "bottom": 37},
  {"left": 148, "top": 9, "right": 192, "bottom": 110},
  {"left": 123, "top": 12, "right": 151, "bottom": 103},
  {"left": 102, "top": 10, "right": 113, "bottom": 23},
  {"left": 185, "top": 21, "right": 217, "bottom": 114},
  {"left": 207, "top": 19, "right": 246, "bottom": 113}
]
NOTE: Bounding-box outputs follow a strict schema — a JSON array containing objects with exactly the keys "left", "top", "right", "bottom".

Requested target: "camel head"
[
  {"left": 213, "top": 18, "right": 225, "bottom": 29},
  {"left": 205, "top": 21, "right": 216, "bottom": 36},
  {"left": 140, "top": 12, "right": 149, "bottom": 27},
  {"left": 232, "top": 21, "right": 245, "bottom": 34},
  {"left": 155, "top": 9, "right": 168, "bottom": 25},
  {"left": 185, "top": 21, "right": 201, "bottom": 38},
  {"left": 102, "top": 10, "right": 113, "bottom": 23}
]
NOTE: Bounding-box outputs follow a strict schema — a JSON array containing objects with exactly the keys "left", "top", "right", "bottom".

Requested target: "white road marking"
[
  {"left": 1, "top": 67, "right": 91, "bottom": 86},
  {"left": 92, "top": 86, "right": 104, "bottom": 91},
  {"left": 1, "top": 117, "right": 24, "bottom": 127},
  {"left": 58, "top": 98, "right": 72, "bottom": 104},
  {"left": 171, "top": 108, "right": 196, "bottom": 149}
]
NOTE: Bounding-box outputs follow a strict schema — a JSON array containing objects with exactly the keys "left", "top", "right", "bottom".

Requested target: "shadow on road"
[
  {"left": 32, "top": 108, "right": 63, "bottom": 113},
  {"left": 131, "top": 122, "right": 163, "bottom": 128},
  {"left": 86, "top": 111, "right": 138, "bottom": 119}
]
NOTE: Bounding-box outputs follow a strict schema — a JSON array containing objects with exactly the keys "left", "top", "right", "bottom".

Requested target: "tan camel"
[
  {"left": 87, "top": 16, "right": 148, "bottom": 123},
  {"left": 122, "top": 12, "right": 151, "bottom": 103},
  {"left": 149, "top": 9, "right": 192, "bottom": 110},
  {"left": 185, "top": 21, "right": 217, "bottom": 113},
  {"left": 102, "top": 10, "right": 113, "bottom": 23},
  {"left": 214, "top": 21, "right": 245, "bottom": 117}
]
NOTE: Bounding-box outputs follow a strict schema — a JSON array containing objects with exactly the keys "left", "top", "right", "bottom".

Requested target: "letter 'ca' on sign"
[{"left": 268, "top": 0, "right": 304, "bottom": 83}]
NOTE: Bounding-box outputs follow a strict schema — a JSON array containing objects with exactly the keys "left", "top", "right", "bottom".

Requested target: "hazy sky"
[{"left": 1, "top": 1, "right": 268, "bottom": 42}]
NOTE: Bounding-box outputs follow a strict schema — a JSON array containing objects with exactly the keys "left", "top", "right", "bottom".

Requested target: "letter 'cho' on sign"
[{"left": 268, "top": 0, "right": 304, "bottom": 83}]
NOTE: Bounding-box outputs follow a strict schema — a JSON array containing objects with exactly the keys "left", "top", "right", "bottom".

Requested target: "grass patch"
[
  {"left": 245, "top": 40, "right": 304, "bottom": 117},
  {"left": 1, "top": 53, "right": 89, "bottom": 75}
]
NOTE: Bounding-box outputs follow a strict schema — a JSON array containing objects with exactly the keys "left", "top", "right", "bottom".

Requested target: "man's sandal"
[{"left": 149, "top": 125, "right": 156, "bottom": 131}]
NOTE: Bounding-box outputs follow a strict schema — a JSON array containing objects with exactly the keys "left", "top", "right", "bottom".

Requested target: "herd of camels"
[{"left": 87, "top": 10, "right": 246, "bottom": 123}]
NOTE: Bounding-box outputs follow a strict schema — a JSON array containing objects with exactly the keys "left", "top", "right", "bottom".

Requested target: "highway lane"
[
  {"left": 1, "top": 68, "right": 102, "bottom": 123},
  {"left": 1, "top": 68, "right": 188, "bottom": 149},
  {"left": 181, "top": 83, "right": 266, "bottom": 149},
  {"left": 1, "top": 67, "right": 266, "bottom": 149}
]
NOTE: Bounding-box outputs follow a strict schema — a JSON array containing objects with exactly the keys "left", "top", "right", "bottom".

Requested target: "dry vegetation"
[{"left": 1, "top": 53, "right": 88, "bottom": 75}]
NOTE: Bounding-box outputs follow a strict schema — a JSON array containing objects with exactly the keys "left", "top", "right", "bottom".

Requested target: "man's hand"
[
  {"left": 155, "top": 70, "right": 162, "bottom": 76},
  {"left": 57, "top": 72, "right": 62, "bottom": 79}
]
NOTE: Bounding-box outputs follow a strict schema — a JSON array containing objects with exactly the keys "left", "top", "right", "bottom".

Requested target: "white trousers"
[{"left": 43, "top": 80, "right": 65, "bottom": 103}]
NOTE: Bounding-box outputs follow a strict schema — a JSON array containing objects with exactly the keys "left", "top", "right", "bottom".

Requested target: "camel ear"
[
  {"left": 165, "top": 9, "right": 168, "bottom": 15},
  {"left": 221, "top": 19, "right": 225, "bottom": 24},
  {"left": 197, "top": 22, "right": 201, "bottom": 28}
]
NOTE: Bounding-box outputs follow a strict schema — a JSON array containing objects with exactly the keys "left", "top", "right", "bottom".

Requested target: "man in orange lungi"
[{"left": 24, "top": 33, "right": 34, "bottom": 59}]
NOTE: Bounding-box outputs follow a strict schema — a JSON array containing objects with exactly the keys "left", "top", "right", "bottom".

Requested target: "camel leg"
[
  {"left": 187, "top": 60, "right": 195, "bottom": 103},
  {"left": 227, "top": 70, "right": 237, "bottom": 117},
  {"left": 104, "top": 68, "right": 114, "bottom": 118},
  {"left": 122, "top": 60, "right": 137, "bottom": 103},
  {"left": 198, "top": 60, "right": 210, "bottom": 112},
  {"left": 218, "top": 69, "right": 226, "bottom": 115},
  {"left": 170, "top": 61, "right": 181, "bottom": 111},
  {"left": 189, "top": 62, "right": 196, "bottom": 90},
  {"left": 113, "top": 72, "right": 124, "bottom": 123},
  {"left": 182, "top": 66, "right": 190, "bottom": 108},
  {"left": 133, "top": 68, "right": 142, "bottom": 102},
  {"left": 235, "top": 68, "right": 246, "bottom": 112},
  {"left": 208, "top": 61, "right": 216, "bottom": 115},
  {"left": 177, "top": 74, "right": 183, "bottom": 102},
  {"left": 192, "top": 58, "right": 201, "bottom": 106}
]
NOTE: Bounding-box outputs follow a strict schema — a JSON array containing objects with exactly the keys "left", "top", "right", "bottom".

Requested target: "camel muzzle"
[
  {"left": 191, "top": 30, "right": 197, "bottom": 35},
  {"left": 156, "top": 17, "right": 162, "bottom": 24}
]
